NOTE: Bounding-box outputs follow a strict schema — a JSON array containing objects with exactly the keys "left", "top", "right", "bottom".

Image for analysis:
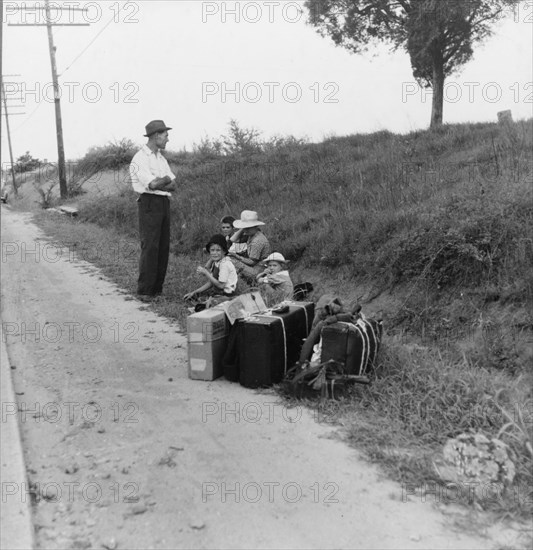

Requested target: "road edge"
[{"left": 0, "top": 334, "right": 35, "bottom": 550}]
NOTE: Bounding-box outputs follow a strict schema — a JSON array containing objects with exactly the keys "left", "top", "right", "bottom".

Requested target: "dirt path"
[{"left": 0, "top": 208, "right": 522, "bottom": 550}]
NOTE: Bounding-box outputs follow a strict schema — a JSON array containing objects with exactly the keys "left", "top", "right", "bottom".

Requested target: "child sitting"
[
  {"left": 222, "top": 215, "right": 247, "bottom": 255},
  {"left": 220, "top": 215, "right": 236, "bottom": 248},
  {"left": 205, "top": 216, "right": 246, "bottom": 272},
  {"left": 256, "top": 252, "right": 294, "bottom": 306},
  {"left": 184, "top": 234, "right": 238, "bottom": 304}
]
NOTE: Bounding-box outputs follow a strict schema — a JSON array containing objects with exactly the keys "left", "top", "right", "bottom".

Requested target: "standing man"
[{"left": 130, "top": 120, "right": 177, "bottom": 298}]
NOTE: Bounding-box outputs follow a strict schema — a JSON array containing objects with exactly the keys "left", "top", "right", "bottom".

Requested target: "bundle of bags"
[
  {"left": 187, "top": 291, "right": 383, "bottom": 401},
  {"left": 280, "top": 295, "right": 383, "bottom": 399}
]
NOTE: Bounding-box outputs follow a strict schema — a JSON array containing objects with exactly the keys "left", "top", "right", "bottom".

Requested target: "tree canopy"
[{"left": 305, "top": 0, "right": 519, "bottom": 126}]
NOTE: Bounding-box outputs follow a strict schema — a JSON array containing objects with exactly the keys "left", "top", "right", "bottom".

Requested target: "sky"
[{"left": 1, "top": 0, "right": 532, "bottom": 163}]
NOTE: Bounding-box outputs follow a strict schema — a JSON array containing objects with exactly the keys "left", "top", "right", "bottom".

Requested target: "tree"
[
  {"left": 221, "top": 119, "right": 262, "bottom": 155},
  {"left": 14, "top": 151, "right": 41, "bottom": 173},
  {"left": 304, "top": 0, "right": 519, "bottom": 127}
]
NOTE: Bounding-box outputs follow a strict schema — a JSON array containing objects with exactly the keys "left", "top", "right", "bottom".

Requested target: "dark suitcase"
[
  {"left": 320, "top": 318, "right": 382, "bottom": 376},
  {"left": 239, "top": 302, "right": 314, "bottom": 388}
]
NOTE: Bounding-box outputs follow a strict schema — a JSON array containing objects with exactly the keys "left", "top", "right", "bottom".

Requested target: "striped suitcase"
[{"left": 320, "top": 318, "right": 382, "bottom": 376}]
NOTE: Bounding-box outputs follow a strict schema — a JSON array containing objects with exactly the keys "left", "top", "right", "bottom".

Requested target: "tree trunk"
[{"left": 430, "top": 55, "right": 445, "bottom": 128}]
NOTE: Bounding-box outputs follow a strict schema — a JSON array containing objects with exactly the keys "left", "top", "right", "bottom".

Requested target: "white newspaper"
[{"left": 219, "top": 291, "right": 267, "bottom": 325}]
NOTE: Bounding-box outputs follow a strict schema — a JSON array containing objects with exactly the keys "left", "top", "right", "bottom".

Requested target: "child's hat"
[
  {"left": 264, "top": 252, "right": 289, "bottom": 265},
  {"left": 205, "top": 234, "right": 228, "bottom": 254}
]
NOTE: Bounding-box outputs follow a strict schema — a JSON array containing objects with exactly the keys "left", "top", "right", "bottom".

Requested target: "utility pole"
[
  {"left": 7, "top": 1, "right": 89, "bottom": 200},
  {"left": 1, "top": 74, "right": 27, "bottom": 198},
  {"left": 1, "top": 82, "right": 19, "bottom": 196},
  {"left": 1, "top": 0, "right": 4, "bottom": 192},
  {"left": 45, "top": 0, "right": 67, "bottom": 198}
]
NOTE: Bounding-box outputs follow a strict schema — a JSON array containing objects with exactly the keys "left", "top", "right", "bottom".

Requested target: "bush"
[
  {"left": 71, "top": 139, "right": 137, "bottom": 186},
  {"left": 14, "top": 151, "right": 41, "bottom": 174}
]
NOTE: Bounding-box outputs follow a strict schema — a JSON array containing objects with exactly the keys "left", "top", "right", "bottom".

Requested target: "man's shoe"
[{"left": 136, "top": 293, "right": 155, "bottom": 302}]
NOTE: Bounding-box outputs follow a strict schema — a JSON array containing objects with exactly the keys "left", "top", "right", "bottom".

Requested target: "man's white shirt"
[{"left": 129, "top": 144, "right": 174, "bottom": 196}]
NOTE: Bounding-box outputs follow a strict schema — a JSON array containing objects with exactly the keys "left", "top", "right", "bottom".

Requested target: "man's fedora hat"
[
  {"left": 233, "top": 210, "right": 265, "bottom": 229},
  {"left": 144, "top": 120, "right": 172, "bottom": 137}
]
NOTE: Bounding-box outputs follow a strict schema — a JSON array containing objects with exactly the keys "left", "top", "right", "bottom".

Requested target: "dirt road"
[{"left": 0, "top": 208, "right": 521, "bottom": 549}]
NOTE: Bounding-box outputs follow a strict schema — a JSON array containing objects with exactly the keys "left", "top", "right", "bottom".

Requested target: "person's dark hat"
[
  {"left": 144, "top": 120, "right": 172, "bottom": 137},
  {"left": 205, "top": 234, "right": 228, "bottom": 254}
]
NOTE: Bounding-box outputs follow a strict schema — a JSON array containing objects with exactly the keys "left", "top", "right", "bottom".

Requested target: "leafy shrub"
[
  {"left": 14, "top": 151, "right": 41, "bottom": 173},
  {"left": 33, "top": 181, "right": 57, "bottom": 209},
  {"left": 73, "top": 139, "right": 137, "bottom": 181},
  {"left": 221, "top": 119, "right": 262, "bottom": 155}
]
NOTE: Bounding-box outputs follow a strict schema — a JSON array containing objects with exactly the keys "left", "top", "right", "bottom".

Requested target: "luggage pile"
[
  {"left": 281, "top": 314, "right": 383, "bottom": 399},
  {"left": 186, "top": 292, "right": 383, "bottom": 400}
]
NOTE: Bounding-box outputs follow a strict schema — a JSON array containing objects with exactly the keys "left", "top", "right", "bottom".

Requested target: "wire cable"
[
  {"left": 59, "top": 13, "right": 116, "bottom": 76},
  {"left": 11, "top": 100, "right": 45, "bottom": 133}
]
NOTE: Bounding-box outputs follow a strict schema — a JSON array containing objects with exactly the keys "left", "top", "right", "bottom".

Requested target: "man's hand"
[
  {"left": 149, "top": 176, "right": 170, "bottom": 191},
  {"left": 161, "top": 180, "right": 177, "bottom": 192}
]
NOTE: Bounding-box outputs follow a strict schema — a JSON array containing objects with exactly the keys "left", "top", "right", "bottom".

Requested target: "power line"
[
  {"left": 7, "top": 0, "right": 93, "bottom": 199},
  {"left": 12, "top": 100, "right": 45, "bottom": 132},
  {"left": 60, "top": 14, "right": 116, "bottom": 76}
]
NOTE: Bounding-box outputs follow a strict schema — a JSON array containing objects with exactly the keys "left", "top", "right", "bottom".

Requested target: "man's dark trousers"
[{"left": 137, "top": 193, "right": 170, "bottom": 295}]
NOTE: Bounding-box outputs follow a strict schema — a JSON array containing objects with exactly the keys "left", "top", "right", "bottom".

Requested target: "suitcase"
[
  {"left": 320, "top": 318, "right": 382, "bottom": 376},
  {"left": 238, "top": 301, "right": 314, "bottom": 388},
  {"left": 187, "top": 307, "right": 230, "bottom": 381}
]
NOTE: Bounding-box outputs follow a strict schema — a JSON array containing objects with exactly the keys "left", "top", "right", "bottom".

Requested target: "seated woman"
[
  {"left": 228, "top": 210, "right": 271, "bottom": 284},
  {"left": 184, "top": 234, "right": 238, "bottom": 304},
  {"left": 256, "top": 252, "right": 294, "bottom": 306}
]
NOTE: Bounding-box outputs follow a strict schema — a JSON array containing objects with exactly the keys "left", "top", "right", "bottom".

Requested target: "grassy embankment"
[{"left": 9, "top": 119, "right": 533, "bottom": 521}]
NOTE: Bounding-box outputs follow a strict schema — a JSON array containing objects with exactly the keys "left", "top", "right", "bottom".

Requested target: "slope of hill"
[{"left": 9, "top": 119, "right": 533, "bottom": 519}]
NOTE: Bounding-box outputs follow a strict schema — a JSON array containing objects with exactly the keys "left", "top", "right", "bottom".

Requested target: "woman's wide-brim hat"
[
  {"left": 233, "top": 210, "right": 265, "bottom": 229},
  {"left": 144, "top": 120, "right": 172, "bottom": 137},
  {"left": 205, "top": 234, "right": 228, "bottom": 254},
  {"left": 264, "top": 252, "right": 289, "bottom": 265}
]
